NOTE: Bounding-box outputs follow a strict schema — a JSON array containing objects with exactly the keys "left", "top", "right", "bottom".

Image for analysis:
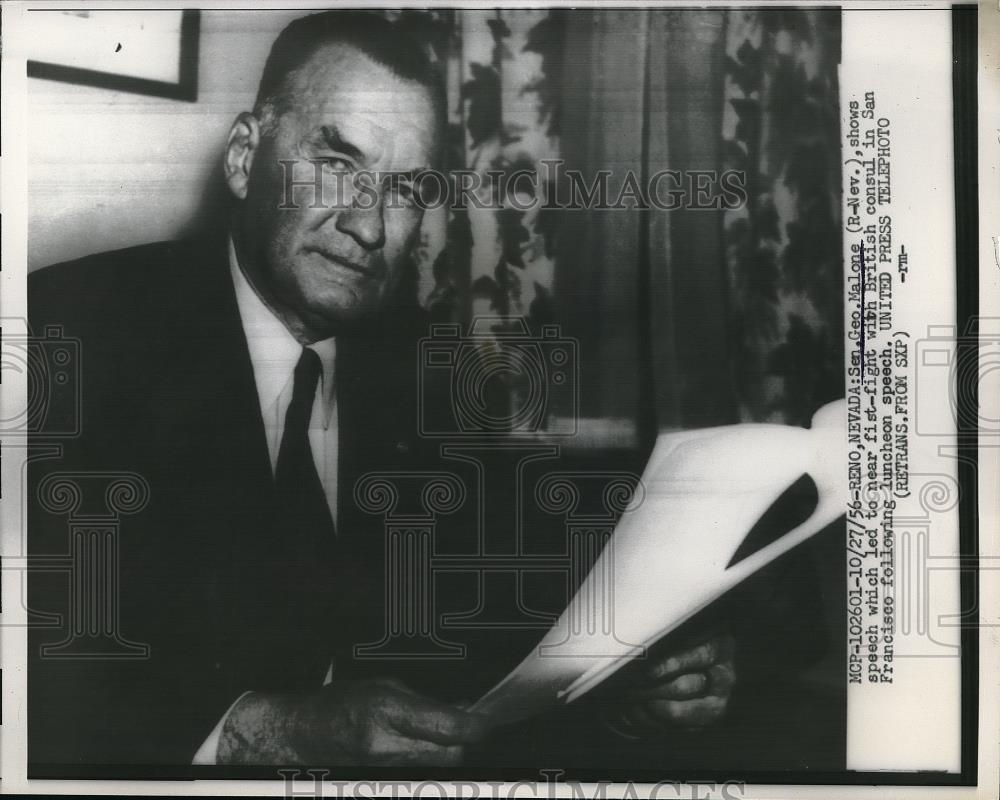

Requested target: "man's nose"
[{"left": 334, "top": 194, "right": 386, "bottom": 251}]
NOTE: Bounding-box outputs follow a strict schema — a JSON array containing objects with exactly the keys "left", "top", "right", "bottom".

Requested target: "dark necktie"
[
  {"left": 264, "top": 347, "right": 338, "bottom": 688},
  {"left": 274, "top": 348, "right": 335, "bottom": 539}
]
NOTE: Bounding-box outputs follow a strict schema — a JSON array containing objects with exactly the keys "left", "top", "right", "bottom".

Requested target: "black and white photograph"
[{"left": 0, "top": 2, "right": 995, "bottom": 797}]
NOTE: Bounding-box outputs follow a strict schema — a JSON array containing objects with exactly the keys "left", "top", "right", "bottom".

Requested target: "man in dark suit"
[{"left": 28, "top": 11, "right": 739, "bottom": 770}]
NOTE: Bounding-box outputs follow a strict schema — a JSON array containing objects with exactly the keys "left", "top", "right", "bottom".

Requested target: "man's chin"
[{"left": 303, "top": 299, "right": 384, "bottom": 337}]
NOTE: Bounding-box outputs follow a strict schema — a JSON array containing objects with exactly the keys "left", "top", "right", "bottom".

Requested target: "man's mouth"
[{"left": 305, "top": 248, "right": 373, "bottom": 278}]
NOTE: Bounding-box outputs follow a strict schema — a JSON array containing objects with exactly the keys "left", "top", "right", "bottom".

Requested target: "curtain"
[
  {"left": 392, "top": 8, "right": 842, "bottom": 438},
  {"left": 722, "top": 9, "right": 843, "bottom": 427}
]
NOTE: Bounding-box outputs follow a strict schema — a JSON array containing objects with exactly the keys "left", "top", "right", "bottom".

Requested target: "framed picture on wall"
[{"left": 26, "top": 9, "right": 199, "bottom": 101}]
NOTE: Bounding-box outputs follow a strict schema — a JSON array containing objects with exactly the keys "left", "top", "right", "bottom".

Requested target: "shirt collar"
[{"left": 228, "top": 237, "right": 336, "bottom": 423}]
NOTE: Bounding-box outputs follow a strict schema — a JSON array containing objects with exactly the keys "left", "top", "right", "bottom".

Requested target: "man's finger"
[
  {"left": 363, "top": 726, "right": 467, "bottom": 766},
  {"left": 620, "top": 702, "right": 661, "bottom": 732},
  {"left": 644, "top": 635, "right": 733, "bottom": 682},
  {"left": 646, "top": 695, "right": 729, "bottom": 727},
  {"left": 430, "top": 744, "right": 466, "bottom": 766},
  {"left": 706, "top": 662, "right": 736, "bottom": 696},
  {"left": 629, "top": 671, "right": 708, "bottom": 700},
  {"left": 386, "top": 692, "right": 488, "bottom": 745},
  {"left": 387, "top": 741, "right": 466, "bottom": 767}
]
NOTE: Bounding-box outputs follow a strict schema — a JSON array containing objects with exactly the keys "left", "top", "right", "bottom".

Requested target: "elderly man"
[{"left": 28, "top": 11, "right": 734, "bottom": 769}]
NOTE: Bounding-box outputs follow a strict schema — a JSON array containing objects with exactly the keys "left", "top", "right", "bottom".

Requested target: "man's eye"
[
  {"left": 320, "top": 157, "right": 352, "bottom": 173},
  {"left": 384, "top": 178, "right": 417, "bottom": 208}
]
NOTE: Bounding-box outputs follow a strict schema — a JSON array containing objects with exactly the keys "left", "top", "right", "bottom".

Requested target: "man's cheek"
[{"left": 387, "top": 207, "right": 424, "bottom": 246}]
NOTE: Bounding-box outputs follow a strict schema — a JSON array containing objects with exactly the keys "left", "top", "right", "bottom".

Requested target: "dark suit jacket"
[
  {"left": 27, "top": 238, "right": 458, "bottom": 767},
  {"left": 27, "top": 239, "right": 843, "bottom": 774}
]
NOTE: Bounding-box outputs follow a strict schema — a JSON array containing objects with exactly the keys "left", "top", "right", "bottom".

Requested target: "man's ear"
[{"left": 224, "top": 112, "right": 261, "bottom": 201}]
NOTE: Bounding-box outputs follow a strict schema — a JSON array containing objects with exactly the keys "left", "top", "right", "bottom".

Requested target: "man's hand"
[
  {"left": 218, "top": 678, "right": 487, "bottom": 765},
  {"left": 609, "top": 633, "right": 736, "bottom": 737}
]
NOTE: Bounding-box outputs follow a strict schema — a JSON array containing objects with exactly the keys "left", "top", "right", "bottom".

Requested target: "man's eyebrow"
[
  {"left": 318, "top": 125, "right": 365, "bottom": 163},
  {"left": 383, "top": 169, "right": 429, "bottom": 182}
]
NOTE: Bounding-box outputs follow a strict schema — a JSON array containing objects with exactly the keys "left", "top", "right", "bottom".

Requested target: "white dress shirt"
[
  {"left": 231, "top": 239, "right": 339, "bottom": 518},
  {"left": 193, "top": 239, "right": 339, "bottom": 764}
]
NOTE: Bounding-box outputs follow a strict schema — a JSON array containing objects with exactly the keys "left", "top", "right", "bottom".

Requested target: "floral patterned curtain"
[
  {"left": 391, "top": 8, "right": 842, "bottom": 436},
  {"left": 722, "top": 8, "right": 843, "bottom": 426}
]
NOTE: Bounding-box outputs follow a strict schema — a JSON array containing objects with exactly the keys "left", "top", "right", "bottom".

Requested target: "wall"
[{"left": 27, "top": 10, "right": 300, "bottom": 270}]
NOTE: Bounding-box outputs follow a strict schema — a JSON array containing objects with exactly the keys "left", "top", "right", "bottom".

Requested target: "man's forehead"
[
  {"left": 286, "top": 42, "right": 435, "bottom": 118},
  {"left": 280, "top": 42, "right": 437, "bottom": 165}
]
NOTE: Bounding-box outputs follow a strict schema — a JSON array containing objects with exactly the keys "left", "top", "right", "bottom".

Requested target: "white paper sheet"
[{"left": 472, "top": 400, "right": 846, "bottom": 727}]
